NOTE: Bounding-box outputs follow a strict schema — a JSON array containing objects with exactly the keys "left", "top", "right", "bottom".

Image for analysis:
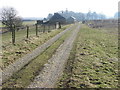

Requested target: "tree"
[
  {"left": 0, "top": 7, "right": 22, "bottom": 31},
  {"left": 98, "top": 14, "right": 106, "bottom": 20},
  {"left": 47, "top": 13, "right": 53, "bottom": 20},
  {"left": 114, "top": 12, "right": 120, "bottom": 19},
  {"left": 86, "top": 11, "right": 92, "bottom": 20},
  {"left": 0, "top": 7, "right": 22, "bottom": 44},
  {"left": 92, "top": 12, "right": 98, "bottom": 20},
  {"left": 14, "top": 16, "right": 23, "bottom": 28}
]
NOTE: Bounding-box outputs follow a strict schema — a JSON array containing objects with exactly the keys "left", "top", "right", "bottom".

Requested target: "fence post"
[
  {"left": 11, "top": 25, "right": 15, "bottom": 45},
  {"left": 59, "top": 22, "right": 61, "bottom": 29},
  {"left": 26, "top": 26, "right": 29, "bottom": 38},
  {"left": 35, "top": 24, "right": 38, "bottom": 36},
  {"left": 55, "top": 24, "right": 56, "bottom": 29},
  {"left": 13, "top": 25, "right": 15, "bottom": 44},
  {"left": 11, "top": 28, "right": 14, "bottom": 44}
]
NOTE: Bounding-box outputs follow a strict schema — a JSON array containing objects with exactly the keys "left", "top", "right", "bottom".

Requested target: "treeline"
[
  {"left": 114, "top": 12, "right": 120, "bottom": 19},
  {"left": 47, "top": 10, "right": 106, "bottom": 21}
]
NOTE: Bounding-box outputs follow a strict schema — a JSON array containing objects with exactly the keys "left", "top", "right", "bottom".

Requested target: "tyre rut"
[
  {"left": 28, "top": 23, "right": 80, "bottom": 88},
  {"left": 2, "top": 24, "right": 75, "bottom": 84}
]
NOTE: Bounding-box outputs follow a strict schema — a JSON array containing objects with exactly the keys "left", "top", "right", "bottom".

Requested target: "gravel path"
[
  {"left": 2, "top": 25, "right": 74, "bottom": 83},
  {"left": 28, "top": 23, "right": 80, "bottom": 88}
]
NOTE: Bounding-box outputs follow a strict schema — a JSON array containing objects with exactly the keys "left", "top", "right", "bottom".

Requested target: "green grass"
[
  {"left": 2, "top": 25, "right": 71, "bottom": 69},
  {"left": 2, "top": 25, "right": 55, "bottom": 44},
  {"left": 2, "top": 27, "right": 35, "bottom": 44},
  {"left": 2, "top": 24, "right": 68, "bottom": 45},
  {"left": 0, "top": 21, "right": 36, "bottom": 27},
  {"left": 57, "top": 24, "right": 118, "bottom": 88},
  {"left": 0, "top": 21, "right": 5, "bottom": 27},
  {"left": 2, "top": 26, "right": 73, "bottom": 88},
  {"left": 22, "top": 21, "right": 36, "bottom": 25},
  {"left": 1, "top": 21, "right": 54, "bottom": 42}
]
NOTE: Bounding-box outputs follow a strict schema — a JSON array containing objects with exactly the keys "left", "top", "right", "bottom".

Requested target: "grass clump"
[
  {"left": 57, "top": 24, "right": 118, "bottom": 88},
  {"left": 2, "top": 26, "right": 73, "bottom": 88},
  {"left": 2, "top": 25, "right": 71, "bottom": 69}
]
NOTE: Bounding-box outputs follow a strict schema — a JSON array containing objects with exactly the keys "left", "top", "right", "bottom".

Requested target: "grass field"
[
  {"left": 0, "top": 20, "right": 36, "bottom": 27},
  {"left": 2, "top": 25, "right": 73, "bottom": 88},
  {"left": 0, "top": 21, "right": 2, "bottom": 27},
  {"left": 0, "top": 21, "right": 5, "bottom": 27},
  {"left": 57, "top": 24, "right": 118, "bottom": 88},
  {"left": 2, "top": 25, "right": 53, "bottom": 44},
  {"left": 2, "top": 25, "right": 70, "bottom": 69},
  {"left": 22, "top": 21, "right": 36, "bottom": 25}
]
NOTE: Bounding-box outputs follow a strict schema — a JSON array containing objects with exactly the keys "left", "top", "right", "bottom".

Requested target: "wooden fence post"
[
  {"left": 35, "top": 24, "right": 38, "bottom": 36},
  {"left": 11, "top": 28, "right": 14, "bottom": 44},
  {"left": 26, "top": 26, "right": 29, "bottom": 38},
  {"left": 11, "top": 25, "right": 15, "bottom": 45},
  {"left": 59, "top": 22, "right": 61, "bottom": 29},
  {"left": 13, "top": 25, "right": 15, "bottom": 44},
  {"left": 55, "top": 24, "right": 56, "bottom": 29}
]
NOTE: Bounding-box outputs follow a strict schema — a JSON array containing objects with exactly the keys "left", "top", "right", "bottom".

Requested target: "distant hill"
[
  {"left": 22, "top": 17, "right": 43, "bottom": 21},
  {"left": 47, "top": 10, "right": 107, "bottom": 21}
]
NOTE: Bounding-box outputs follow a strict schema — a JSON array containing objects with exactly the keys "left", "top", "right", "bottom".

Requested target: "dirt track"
[
  {"left": 28, "top": 23, "right": 80, "bottom": 88},
  {"left": 2, "top": 25, "right": 74, "bottom": 83}
]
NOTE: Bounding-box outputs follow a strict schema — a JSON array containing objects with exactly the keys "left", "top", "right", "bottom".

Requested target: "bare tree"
[
  {"left": 0, "top": 7, "right": 22, "bottom": 44},
  {"left": 0, "top": 7, "right": 22, "bottom": 31},
  {"left": 14, "top": 16, "right": 23, "bottom": 28}
]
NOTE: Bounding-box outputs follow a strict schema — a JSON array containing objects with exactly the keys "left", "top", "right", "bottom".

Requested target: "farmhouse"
[
  {"left": 49, "top": 13, "right": 66, "bottom": 25},
  {"left": 36, "top": 13, "right": 66, "bottom": 28},
  {"left": 36, "top": 19, "right": 49, "bottom": 25},
  {"left": 37, "top": 20, "right": 43, "bottom": 25},
  {"left": 66, "top": 16, "right": 76, "bottom": 24}
]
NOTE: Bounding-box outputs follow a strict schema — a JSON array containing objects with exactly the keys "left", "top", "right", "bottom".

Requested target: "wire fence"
[{"left": 2, "top": 24, "right": 59, "bottom": 45}]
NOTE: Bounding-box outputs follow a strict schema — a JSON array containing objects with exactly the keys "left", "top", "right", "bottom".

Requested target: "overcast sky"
[{"left": 0, "top": 0, "right": 119, "bottom": 18}]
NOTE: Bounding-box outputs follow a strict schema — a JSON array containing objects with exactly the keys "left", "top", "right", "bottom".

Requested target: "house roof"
[
  {"left": 67, "top": 16, "right": 76, "bottom": 20},
  {"left": 49, "top": 13, "right": 66, "bottom": 21}
]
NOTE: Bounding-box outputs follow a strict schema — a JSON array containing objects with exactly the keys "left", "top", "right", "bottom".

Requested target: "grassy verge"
[
  {"left": 22, "top": 21, "right": 36, "bottom": 25},
  {"left": 0, "top": 21, "right": 5, "bottom": 27},
  {"left": 2, "top": 25, "right": 70, "bottom": 69},
  {"left": 0, "top": 20, "right": 35, "bottom": 28},
  {"left": 2, "top": 25, "right": 73, "bottom": 88},
  {"left": 2, "top": 25, "right": 64, "bottom": 44},
  {"left": 57, "top": 24, "right": 118, "bottom": 88}
]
